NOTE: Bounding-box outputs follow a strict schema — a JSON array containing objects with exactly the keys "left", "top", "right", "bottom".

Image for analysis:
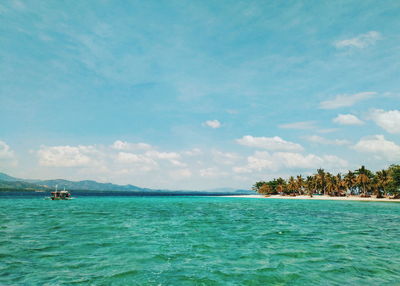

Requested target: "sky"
[{"left": 1, "top": 0, "right": 400, "bottom": 190}]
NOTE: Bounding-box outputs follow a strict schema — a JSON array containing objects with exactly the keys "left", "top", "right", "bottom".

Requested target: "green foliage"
[
  {"left": 253, "top": 164, "right": 400, "bottom": 198},
  {"left": 388, "top": 165, "right": 400, "bottom": 195},
  {"left": 258, "top": 184, "right": 272, "bottom": 195},
  {"left": 252, "top": 181, "right": 268, "bottom": 192},
  {"left": 253, "top": 179, "right": 279, "bottom": 195}
]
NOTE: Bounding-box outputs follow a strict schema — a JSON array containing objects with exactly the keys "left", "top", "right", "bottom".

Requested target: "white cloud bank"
[
  {"left": 234, "top": 151, "right": 348, "bottom": 174},
  {"left": 199, "top": 167, "right": 229, "bottom": 178},
  {"left": 116, "top": 152, "right": 158, "bottom": 172},
  {"left": 36, "top": 141, "right": 194, "bottom": 188},
  {"left": 28, "top": 134, "right": 386, "bottom": 189},
  {"left": 333, "top": 114, "right": 364, "bottom": 125},
  {"left": 212, "top": 150, "right": 240, "bottom": 165},
  {"left": 304, "top": 135, "right": 350, "bottom": 146},
  {"left": 0, "top": 140, "right": 15, "bottom": 160},
  {"left": 278, "top": 121, "right": 315, "bottom": 130},
  {"left": 353, "top": 135, "right": 400, "bottom": 161},
  {"left": 38, "top": 145, "right": 101, "bottom": 167},
  {"left": 111, "top": 140, "right": 152, "bottom": 151},
  {"left": 236, "top": 135, "right": 303, "bottom": 151},
  {"left": 203, "top": 120, "right": 221, "bottom": 128},
  {"left": 0, "top": 140, "right": 17, "bottom": 166},
  {"left": 234, "top": 135, "right": 348, "bottom": 176},
  {"left": 320, "top": 92, "right": 375, "bottom": 109},
  {"left": 370, "top": 109, "right": 400, "bottom": 134},
  {"left": 334, "top": 31, "right": 381, "bottom": 49}
]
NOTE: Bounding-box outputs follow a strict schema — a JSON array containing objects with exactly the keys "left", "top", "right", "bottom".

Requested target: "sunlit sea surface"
[{"left": 1, "top": 195, "right": 400, "bottom": 285}]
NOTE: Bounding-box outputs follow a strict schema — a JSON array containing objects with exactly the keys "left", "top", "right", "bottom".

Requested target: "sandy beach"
[{"left": 222, "top": 194, "right": 400, "bottom": 202}]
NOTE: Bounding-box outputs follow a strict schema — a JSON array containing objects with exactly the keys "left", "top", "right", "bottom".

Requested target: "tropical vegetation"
[{"left": 253, "top": 165, "right": 400, "bottom": 199}]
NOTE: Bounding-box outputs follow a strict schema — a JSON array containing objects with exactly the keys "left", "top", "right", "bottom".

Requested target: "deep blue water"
[
  {"left": 1, "top": 196, "right": 400, "bottom": 285},
  {"left": 0, "top": 190, "right": 239, "bottom": 198}
]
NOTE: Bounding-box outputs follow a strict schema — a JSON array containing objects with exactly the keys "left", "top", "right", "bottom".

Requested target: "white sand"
[{"left": 221, "top": 194, "right": 400, "bottom": 202}]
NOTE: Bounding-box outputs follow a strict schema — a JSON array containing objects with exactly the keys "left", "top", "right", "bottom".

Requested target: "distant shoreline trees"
[{"left": 253, "top": 165, "right": 400, "bottom": 199}]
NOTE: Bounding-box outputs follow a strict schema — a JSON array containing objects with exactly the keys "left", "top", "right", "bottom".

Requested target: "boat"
[{"left": 49, "top": 185, "right": 72, "bottom": 200}]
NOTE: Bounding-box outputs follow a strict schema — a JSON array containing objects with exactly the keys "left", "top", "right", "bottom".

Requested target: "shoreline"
[{"left": 221, "top": 194, "right": 400, "bottom": 202}]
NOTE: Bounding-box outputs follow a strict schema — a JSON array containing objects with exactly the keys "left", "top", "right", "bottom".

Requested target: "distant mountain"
[
  {"left": 0, "top": 172, "right": 21, "bottom": 182},
  {"left": 0, "top": 180, "right": 49, "bottom": 190},
  {"left": 29, "top": 179, "right": 148, "bottom": 192},
  {"left": 0, "top": 172, "right": 148, "bottom": 192},
  {"left": 0, "top": 172, "right": 252, "bottom": 194},
  {"left": 201, "top": 187, "right": 253, "bottom": 194}
]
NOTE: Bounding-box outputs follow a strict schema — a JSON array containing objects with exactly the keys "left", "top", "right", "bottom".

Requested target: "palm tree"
[
  {"left": 276, "top": 177, "right": 287, "bottom": 195},
  {"left": 375, "top": 169, "right": 391, "bottom": 198},
  {"left": 305, "top": 176, "right": 315, "bottom": 197},
  {"left": 355, "top": 166, "right": 372, "bottom": 197},
  {"left": 325, "top": 173, "right": 337, "bottom": 196},
  {"left": 344, "top": 171, "right": 357, "bottom": 195},
  {"left": 388, "top": 165, "right": 400, "bottom": 198},
  {"left": 296, "top": 175, "right": 304, "bottom": 195},
  {"left": 336, "top": 174, "right": 347, "bottom": 196},
  {"left": 287, "top": 176, "right": 297, "bottom": 196},
  {"left": 315, "top": 168, "right": 327, "bottom": 195}
]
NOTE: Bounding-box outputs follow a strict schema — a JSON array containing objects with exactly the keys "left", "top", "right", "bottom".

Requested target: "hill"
[{"left": 0, "top": 172, "right": 252, "bottom": 194}]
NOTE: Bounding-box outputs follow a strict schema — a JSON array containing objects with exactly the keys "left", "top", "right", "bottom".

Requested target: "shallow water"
[{"left": 1, "top": 196, "right": 400, "bottom": 285}]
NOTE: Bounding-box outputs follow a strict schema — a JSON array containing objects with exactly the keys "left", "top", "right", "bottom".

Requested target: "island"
[{"left": 252, "top": 164, "right": 400, "bottom": 201}]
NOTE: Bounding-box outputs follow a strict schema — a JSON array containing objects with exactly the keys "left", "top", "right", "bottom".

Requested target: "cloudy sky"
[{"left": 1, "top": 1, "right": 399, "bottom": 190}]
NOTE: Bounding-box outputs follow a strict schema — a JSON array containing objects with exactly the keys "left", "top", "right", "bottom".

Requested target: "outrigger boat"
[{"left": 48, "top": 185, "right": 72, "bottom": 200}]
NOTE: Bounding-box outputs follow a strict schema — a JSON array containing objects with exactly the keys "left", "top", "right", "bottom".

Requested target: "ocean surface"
[{"left": 1, "top": 195, "right": 400, "bottom": 285}]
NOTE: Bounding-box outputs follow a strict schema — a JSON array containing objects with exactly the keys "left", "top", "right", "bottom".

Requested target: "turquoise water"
[{"left": 1, "top": 196, "right": 400, "bottom": 285}]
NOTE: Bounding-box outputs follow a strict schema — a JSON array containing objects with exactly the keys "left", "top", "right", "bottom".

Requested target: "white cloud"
[
  {"left": 0, "top": 140, "right": 17, "bottom": 166},
  {"left": 37, "top": 145, "right": 101, "bottom": 167},
  {"left": 353, "top": 135, "right": 400, "bottom": 161},
  {"left": 212, "top": 150, "right": 240, "bottom": 165},
  {"left": 199, "top": 167, "right": 228, "bottom": 178},
  {"left": 320, "top": 92, "right": 375, "bottom": 109},
  {"left": 116, "top": 152, "right": 158, "bottom": 170},
  {"left": 0, "top": 140, "right": 15, "bottom": 160},
  {"left": 304, "top": 135, "right": 350, "bottom": 146},
  {"left": 145, "top": 150, "right": 185, "bottom": 167},
  {"left": 334, "top": 31, "right": 381, "bottom": 49},
  {"left": 37, "top": 142, "right": 190, "bottom": 175},
  {"left": 333, "top": 114, "right": 364, "bottom": 125},
  {"left": 111, "top": 140, "right": 152, "bottom": 151},
  {"left": 112, "top": 141, "right": 187, "bottom": 168},
  {"left": 236, "top": 135, "right": 303, "bottom": 151},
  {"left": 145, "top": 150, "right": 180, "bottom": 160},
  {"left": 370, "top": 109, "right": 400, "bottom": 134},
  {"left": 234, "top": 151, "right": 348, "bottom": 173},
  {"left": 233, "top": 151, "right": 274, "bottom": 173},
  {"left": 169, "top": 169, "right": 192, "bottom": 179},
  {"left": 278, "top": 121, "right": 316, "bottom": 130},
  {"left": 30, "top": 137, "right": 352, "bottom": 189},
  {"left": 183, "top": 148, "right": 202, "bottom": 156},
  {"left": 277, "top": 152, "right": 348, "bottom": 169},
  {"left": 203, "top": 120, "right": 221, "bottom": 129},
  {"left": 317, "top": 128, "right": 339, "bottom": 134}
]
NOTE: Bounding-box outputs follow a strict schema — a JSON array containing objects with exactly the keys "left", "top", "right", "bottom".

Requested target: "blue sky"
[{"left": 1, "top": 0, "right": 399, "bottom": 189}]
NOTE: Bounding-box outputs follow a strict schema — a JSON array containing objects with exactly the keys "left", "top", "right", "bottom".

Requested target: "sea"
[{"left": 1, "top": 192, "right": 400, "bottom": 285}]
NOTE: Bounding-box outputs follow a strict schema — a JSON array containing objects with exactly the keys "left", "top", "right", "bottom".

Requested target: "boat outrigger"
[{"left": 49, "top": 185, "right": 72, "bottom": 200}]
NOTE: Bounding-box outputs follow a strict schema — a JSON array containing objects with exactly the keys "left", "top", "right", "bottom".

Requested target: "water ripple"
[{"left": 1, "top": 197, "right": 400, "bottom": 285}]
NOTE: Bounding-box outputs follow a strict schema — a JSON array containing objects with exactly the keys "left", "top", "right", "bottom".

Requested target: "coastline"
[{"left": 221, "top": 194, "right": 400, "bottom": 202}]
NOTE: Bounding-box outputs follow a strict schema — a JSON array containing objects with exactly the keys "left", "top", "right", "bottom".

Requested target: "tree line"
[{"left": 253, "top": 165, "right": 400, "bottom": 198}]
